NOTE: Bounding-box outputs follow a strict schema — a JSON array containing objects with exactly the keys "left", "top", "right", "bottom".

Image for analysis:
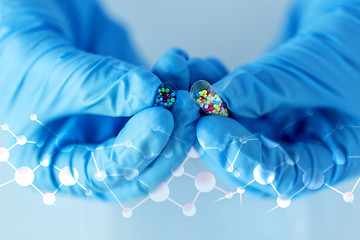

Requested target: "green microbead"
[
  {"left": 165, "top": 88, "right": 170, "bottom": 93},
  {"left": 171, "top": 98, "right": 175, "bottom": 103},
  {"left": 161, "top": 87, "right": 165, "bottom": 92}
]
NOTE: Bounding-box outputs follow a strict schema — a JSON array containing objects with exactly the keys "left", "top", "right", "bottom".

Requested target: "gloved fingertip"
[
  {"left": 188, "top": 57, "right": 224, "bottom": 85},
  {"left": 152, "top": 53, "right": 190, "bottom": 90},
  {"left": 165, "top": 47, "right": 189, "bottom": 60},
  {"left": 196, "top": 116, "right": 247, "bottom": 150},
  {"left": 206, "top": 57, "right": 228, "bottom": 76},
  {"left": 171, "top": 90, "right": 200, "bottom": 117}
]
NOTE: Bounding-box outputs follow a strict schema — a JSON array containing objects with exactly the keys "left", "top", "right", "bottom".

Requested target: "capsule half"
[{"left": 190, "top": 80, "right": 229, "bottom": 117}]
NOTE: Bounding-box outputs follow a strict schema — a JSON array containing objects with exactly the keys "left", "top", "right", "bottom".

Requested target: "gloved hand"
[
  {"left": 196, "top": 0, "right": 360, "bottom": 199},
  {"left": 0, "top": 0, "right": 202, "bottom": 202}
]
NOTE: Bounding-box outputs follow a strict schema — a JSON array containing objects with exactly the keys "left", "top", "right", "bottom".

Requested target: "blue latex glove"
[
  {"left": 0, "top": 0, "right": 201, "bottom": 201},
  {"left": 196, "top": 0, "right": 360, "bottom": 198}
]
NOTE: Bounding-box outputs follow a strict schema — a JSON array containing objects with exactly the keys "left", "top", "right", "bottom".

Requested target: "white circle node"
[
  {"left": 36, "top": 140, "right": 44, "bottom": 148},
  {"left": 163, "top": 149, "right": 173, "bottom": 158},
  {"left": 15, "top": 167, "right": 34, "bottom": 187},
  {"left": 343, "top": 192, "right": 354, "bottom": 203},
  {"left": 226, "top": 192, "right": 233, "bottom": 199},
  {"left": 17, "top": 135, "right": 27, "bottom": 145},
  {"left": 195, "top": 171, "right": 216, "bottom": 193},
  {"left": 306, "top": 108, "right": 314, "bottom": 116},
  {"left": 260, "top": 135, "right": 279, "bottom": 148},
  {"left": 152, "top": 124, "right": 160, "bottom": 132},
  {"left": 1, "top": 124, "right": 9, "bottom": 131},
  {"left": 218, "top": 144, "right": 225, "bottom": 152},
  {"left": 336, "top": 123, "right": 344, "bottom": 130},
  {"left": 0, "top": 147, "right": 9, "bottom": 162},
  {"left": 233, "top": 171, "right": 240, "bottom": 178},
  {"left": 277, "top": 194, "right": 291, "bottom": 208},
  {"left": 227, "top": 166, "right": 234, "bottom": 173},
  {"left": 183, "top": 203, "right": 196, "bottom": 217},
  {"left": 240, "top": 137, "right": 248, "bottom": 144},
  {"left": 332, "top": 150, "right": 346, "bottom": 165},
  {"left": 302, "top": 168, "right": 324, "bottom": 190},
  {"left": 285, "top": 154, "right": 295, "bottom": 166},
  {"left": 123, "top": 168, "right": 139, "bottom": 181},
  {"left": 187, "top": 147, "right": 200, "bottom": 158},
  {"left": 253, "top": 165, "right": 275, "bottom": 185},
  {"left": 40, "top": 154, "right": 51, "bottom": 167},
  {"left": 237, "top": 187, "right": 245, "bottom": 194},
  {"left": 171, "top": 165, "right": 184, "bottom": 177},
  {"left": 30, "top": 114, "right": 37, "bottom": 121},
  {"left": 149, "top": 182, "right": 169, "bottom": 202},
  {"left": 124, "top": 140, "right": 132, "bottom": 148},
  {"left": 59, "top": 166, "right": 79, "bottom": 186},
  {"left": 43, "top": 193, "right": 56, "bottom": 205},
  {"left": 143, "top": 149, "right": 154, "bottom": 159},
  {"left": 85, "top": 189, "right": 93, "bottom": 197},
  {"left": 122, "top": 207, "right": 133, "bottom": 218},
  {"left": 94, "top": 170, "right": 106, "bottom": 182},
  {"left": 198, "top": 138, "right": 206, "bottom": 150}
]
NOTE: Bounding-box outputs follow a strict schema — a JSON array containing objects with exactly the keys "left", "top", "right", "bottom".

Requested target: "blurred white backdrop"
[{"left": 1, "top": 0, "right": 360, "bottom": 239}]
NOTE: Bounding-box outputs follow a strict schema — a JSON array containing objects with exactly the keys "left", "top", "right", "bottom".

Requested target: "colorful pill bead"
[
  {"left": 190, "top": 80, "right": 229, "bottom": 117},
  {"left": 153, "top": 82, "right": 177, "bottom": 110}
]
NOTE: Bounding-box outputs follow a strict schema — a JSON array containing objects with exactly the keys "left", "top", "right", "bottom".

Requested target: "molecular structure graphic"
[{"left": 1, "top": 111, "right": 360, "bottom": 217}]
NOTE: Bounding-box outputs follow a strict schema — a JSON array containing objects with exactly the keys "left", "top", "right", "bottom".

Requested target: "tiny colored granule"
[{"left": 153, "top": 83, "right": 177, "bottom": 110}]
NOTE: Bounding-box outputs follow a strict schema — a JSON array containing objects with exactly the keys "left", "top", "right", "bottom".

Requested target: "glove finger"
[
  {"left": 188, "top": 57, "right": 228, "bottom": 86},
  {"left": 165, "top": 48, "right": 189, "bottom": 60},
  {"left": 196, "top": 116, "right": 342, "bottom": 199},
  {"left": 136, "top": 91, "right": 200, "bottom": 192},
  {"left": 152, "top": 50, "right": 190, "bottom": 90},
  {"left": 21, "top": 107, "right": 174, "bottom": 200},
  {"left": 1, "top": 4, "right": 162, "bottom": 123},
  {"left": 212, "top": 5, "right": 360, "bottom": 119}
]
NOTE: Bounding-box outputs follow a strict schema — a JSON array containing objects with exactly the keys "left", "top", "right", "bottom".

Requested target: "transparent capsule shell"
[
  {"left": 190, "top": 80, "right": 229, "bottom": 117},
  {"left": 153, "top": 82, "right": 177, "bottom": 110}
]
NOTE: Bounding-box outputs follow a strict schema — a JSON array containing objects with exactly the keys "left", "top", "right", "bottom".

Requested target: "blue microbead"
[
  {"left": 167, "top": 99, "right": 171, "bottom": 102},
  {"left": 213, "top": 101, "right": 220, "bottom": 105},
  {"left": 156, "top": 98, "right": 160, "bottom": 103},
  {"left": 160, "top": 102, "right": 164, "bottom": 106},
  {"left": 154, "top": 104, "right": 158, "bottom": 106},
  {"left": 172, "top": 92, "right": 176, "bottom": 96},
  {"left": 160, "top": 97, "right": 163, "bottom": 101},
  {"left": 195, "top": 93, "right": 200, "bottom": 98}
]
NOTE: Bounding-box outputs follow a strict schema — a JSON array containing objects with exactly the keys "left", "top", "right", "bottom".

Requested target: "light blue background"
[{"left": 1, "top": 0, "right": 359, "bottom": 239}]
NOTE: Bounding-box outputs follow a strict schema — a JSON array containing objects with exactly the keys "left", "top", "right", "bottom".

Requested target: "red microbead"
[
  {"left": 210, "top": 107, "right": 214, "bottom": 111},
  {"left": 210, "top": 103, "right": 213, "bottom": 106},
  {"left": 168, "top": 94, "right": 172, "bottom": 98},
  {"left": 163, "top": 99, "right": 167, "bottom": 103},
  {"left": 207, "top": 91, "right": 210, "bottom": 95}
]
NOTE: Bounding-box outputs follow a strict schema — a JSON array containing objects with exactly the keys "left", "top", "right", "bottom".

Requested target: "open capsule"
[
  {"left": 153, "top": 82, "right": 177, "bottom": 110},
  {"left": 190, "top": 80, "right": 229, "bottom": 117}
]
